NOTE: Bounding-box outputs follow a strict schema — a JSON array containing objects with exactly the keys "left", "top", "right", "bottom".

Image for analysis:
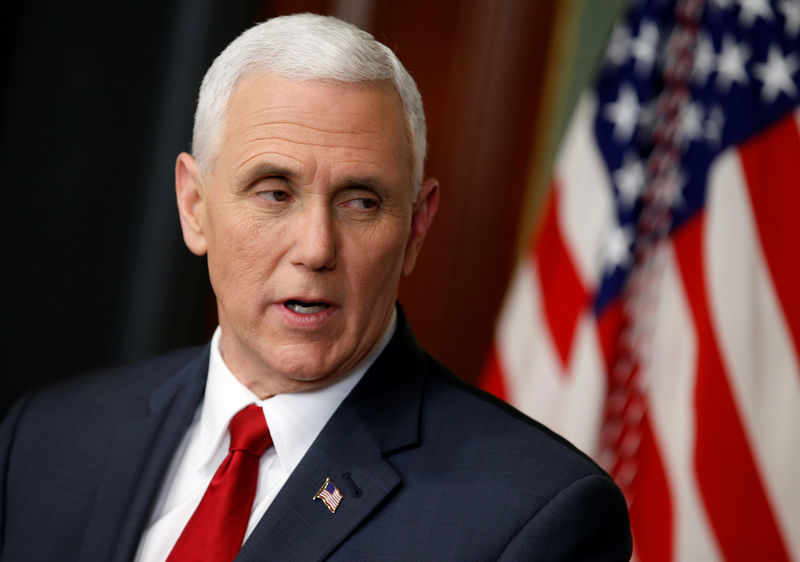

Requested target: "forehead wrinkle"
[
  {"left": 235, "top": 150, "right": 304, "bottom": 172},
  {"left": 330, "top": 155, "right": 395, "bottom": 177},
  {"left": 233, "top": 99, "right": 396, "bottom": 136},
  {"left": 235, "top": 137, "right": 387, "bottom": 170},
  {"left": 245, "top": 117, "right": 390, "bottom": 136},
  {"left": 240, "top": 135, "right": 380, "bottom": 152},
  {"left": 238, "top": 119, "right": 393, "bottom": 150},
  {"left": 236, "top": 127, "right": 393, "bottom": 171}
]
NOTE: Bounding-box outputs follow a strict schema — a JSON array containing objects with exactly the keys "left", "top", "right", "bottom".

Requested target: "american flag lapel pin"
[{"left": 313, "top": 477, "right": 344, "bottom": 513}]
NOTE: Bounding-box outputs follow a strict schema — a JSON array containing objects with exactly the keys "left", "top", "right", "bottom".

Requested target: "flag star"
[
  {"left": 705, "top": 105, "right": 726, "bottom": 147},
  {"left": 679, "top": 102, "right": 705, "bottom": 145},
  {"left": 692, "top": 33, "right": 717, "bottom": 87},
  {"left": 604, "top": 84, "right": 641, "bottom": 144},
  {"left": 630, "top": 21, "right": 660, "bottom": 76},
  {"left": 715, "top": 36, "right": 751, "bottom": 91},
  {"left": 606, "top": 25, "right": 631, "bottom": 66},
  {"left": 778, "top": 0, "right": 800, "bottom": 36},
  {"left": 737, "top": 0, "right": 774, "bottom": 27},
  {"left": 603, "top": 226, "right": 634, "bottom": 273},
  {"left": 613, "top": 154, "right": 646, "bottom": 208},
  {"left": 752, "top": 45, "right": 800, "bottom": 103}
]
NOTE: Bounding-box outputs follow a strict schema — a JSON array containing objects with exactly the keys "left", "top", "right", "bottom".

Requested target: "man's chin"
[{"left": 250, "top": 347, "right": 354, "bottom": 394}]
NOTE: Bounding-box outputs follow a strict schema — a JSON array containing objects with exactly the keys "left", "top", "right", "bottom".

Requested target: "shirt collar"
[{"left": 197, "top": 308, "right": 397, "bottom": 475}]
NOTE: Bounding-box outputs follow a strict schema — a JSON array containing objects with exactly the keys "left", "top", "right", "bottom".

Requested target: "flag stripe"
[
  {"left": 494, "top": 254, "right": 607, "bottom": 455},
  {"left": 555, "top": 94, "right": 615, "bottom": 290},
  {"left": 645, "top": 245, "right": 720, "bottom": 562},
  {"left": 627, "top": 415, "right": 673, "bottom": 562},
  {"left": 558, "top": 312, "right": 606, "bottom": 455},
  {"left": 706, "top": 147, "right": 800, "bottom": 559},
  {"left": 738, "top": 109, "right": 800, "bottom": 369},
  {"left": 533, "top": 185, "right": 591, "bottom": 369},
  {"left": 497, "top": 261, "right": 568, "bottom": 423},
  {"left": 674, "top": 214, "right": 789, "bottom": 562},
  {"left": 595, "top": 300, "right": 623, "bottom": 376}
]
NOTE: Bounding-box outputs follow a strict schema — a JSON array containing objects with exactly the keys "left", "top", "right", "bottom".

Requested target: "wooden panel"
[{"left": 376, "top": 1, "right": 557, "bottom": 383}]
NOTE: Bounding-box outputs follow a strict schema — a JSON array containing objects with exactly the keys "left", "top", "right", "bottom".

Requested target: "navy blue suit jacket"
[{"left": 0, "top": 311, "right": 631, "bottom": 560}]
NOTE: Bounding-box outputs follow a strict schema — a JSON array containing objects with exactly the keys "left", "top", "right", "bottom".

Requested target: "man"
[{"left": 0, "top": 13, "right": 631, "bottom": 561}]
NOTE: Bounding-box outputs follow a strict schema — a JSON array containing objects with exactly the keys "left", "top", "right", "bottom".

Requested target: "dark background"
[{"left": 1, "top": 0, "right": 558, "bottom": 416}]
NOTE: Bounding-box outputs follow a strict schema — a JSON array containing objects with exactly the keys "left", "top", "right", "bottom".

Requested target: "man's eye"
[
  {"left": 259, "top": 190, "right": 291, "bottom": 202},
  {"left": 347, "top": 198, "right": 378, "bottom": 210}
]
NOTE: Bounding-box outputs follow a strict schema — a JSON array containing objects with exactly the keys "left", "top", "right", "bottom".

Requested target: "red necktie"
[{"left": 167, "top": 404, "right": 272, "bottom": 562}]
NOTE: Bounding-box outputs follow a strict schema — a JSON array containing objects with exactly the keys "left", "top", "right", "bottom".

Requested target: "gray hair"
[{"left": 193, "top": 13, "right": 427, "bottom": 191}]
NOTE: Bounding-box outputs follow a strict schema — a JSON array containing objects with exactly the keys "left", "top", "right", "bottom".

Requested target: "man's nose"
[{"left": 289, "top": 204, "right": 337, "bottom": 271}]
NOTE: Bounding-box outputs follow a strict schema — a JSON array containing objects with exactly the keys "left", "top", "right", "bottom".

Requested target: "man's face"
[{"left": 176, "top": 74, "right": 438, "bottom": 396}]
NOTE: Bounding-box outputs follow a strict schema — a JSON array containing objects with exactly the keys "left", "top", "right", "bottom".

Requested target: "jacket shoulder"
[
  {"left": 339, "top": 353, "right": 631, "bottom": 560},
  {"left": 18, "top": 346, "right": 208, "bottom": 419},
  {"left": 0, "top": 346, "right": 209, "bottom": 560},
  {"left": 421, "top": 354, "right": 610, "bottom": 487}
]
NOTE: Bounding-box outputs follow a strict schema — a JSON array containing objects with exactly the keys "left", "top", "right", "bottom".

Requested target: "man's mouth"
[{"left": 284, "top": 299, "right": 331, "bottom": 315}]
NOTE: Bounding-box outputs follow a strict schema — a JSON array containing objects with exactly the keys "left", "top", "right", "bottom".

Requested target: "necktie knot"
[{"left": 228, "top": 404, "right": 272, "bottom": 456}]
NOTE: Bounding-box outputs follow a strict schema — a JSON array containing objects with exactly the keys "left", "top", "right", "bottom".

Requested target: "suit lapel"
[
  {"left": 236, "top": 405, "right": 403, "bottom": 561},
  {"left": 79, "top": 347, "right": 209, "bottom": 562},
  {"left": 237, "top": 309, "right": 426, "bottom": 561}
]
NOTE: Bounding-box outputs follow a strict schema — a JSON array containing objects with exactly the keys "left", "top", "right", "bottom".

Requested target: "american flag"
[
  {"left": 314, "top": 478, "right": 343, "bottom": 514},
  {"left": 481, "top": 0, "right": 800, "bottom": 559}
]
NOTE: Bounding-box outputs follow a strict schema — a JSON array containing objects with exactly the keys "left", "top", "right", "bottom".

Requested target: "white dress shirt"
[{"left": 134, "top": 310, "right": 396, "bottom": 562}]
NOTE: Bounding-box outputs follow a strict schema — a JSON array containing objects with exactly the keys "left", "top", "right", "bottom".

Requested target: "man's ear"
[
  {"left": 402, "top": 177, "right": 440, "bottom": 276},
  {"left": 175, "top": 152, "right": 208, "bottom": 256}
]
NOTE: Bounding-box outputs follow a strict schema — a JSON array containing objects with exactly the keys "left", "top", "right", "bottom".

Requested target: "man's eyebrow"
[
  {"left": 338, "top": 176, "right": 384, "bottom": 192},
  {"left": 234, "top": 164, "right": 393, "bottom": 197},
  {"left": 234, "top": 162, "right": 295, "bottom": 191}
]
